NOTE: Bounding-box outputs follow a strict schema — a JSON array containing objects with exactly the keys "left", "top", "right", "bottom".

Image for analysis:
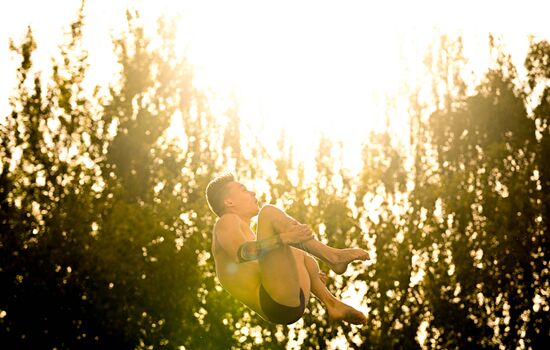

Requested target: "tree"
[{"left": 425, "top": 36, "right": 547, "bottom": 349}]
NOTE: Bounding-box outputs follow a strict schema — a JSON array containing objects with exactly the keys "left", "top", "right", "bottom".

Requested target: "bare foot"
[
  {"left": 327, "top": 300, "right": 368, "bottom": 325},
  {"left": 327, "top": 248, "right": 369, "bottom": 274}
]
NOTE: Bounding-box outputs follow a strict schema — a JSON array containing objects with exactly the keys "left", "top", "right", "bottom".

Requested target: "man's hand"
[{"left": 280, "top": 222, "right": 314, "bottom": 245}]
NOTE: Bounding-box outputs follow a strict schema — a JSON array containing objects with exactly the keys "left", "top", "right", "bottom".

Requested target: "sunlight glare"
[{"left": 3, "top": 0, "right": 549, "bottom": 173}]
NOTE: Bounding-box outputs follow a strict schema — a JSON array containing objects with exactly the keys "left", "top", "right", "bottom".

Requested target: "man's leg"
[
  {"left": 304, "top": 254, "right": 368, "bottom": 324},
  {"left": 257, "top": 205, "right": 369, "bottom": 275},
  {"left": 256, "top": 205, "right": 305, "bottom": 308},
  {"left": 293, "top": 235, "right": 370, "bottom": 274}
]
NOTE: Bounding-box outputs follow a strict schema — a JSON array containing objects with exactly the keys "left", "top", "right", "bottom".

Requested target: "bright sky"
[{"left": 1, "top": 0, "right": 550, "bottom": 173}]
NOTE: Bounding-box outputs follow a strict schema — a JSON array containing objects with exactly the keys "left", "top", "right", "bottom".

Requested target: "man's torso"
[{"left": 212, "top": 218, "right": 265, "bottom": 317}]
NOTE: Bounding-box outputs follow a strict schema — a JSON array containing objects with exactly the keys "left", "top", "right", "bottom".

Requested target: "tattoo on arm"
[{"left": 237, "top": 235, "right": 283, "bottom": 263}]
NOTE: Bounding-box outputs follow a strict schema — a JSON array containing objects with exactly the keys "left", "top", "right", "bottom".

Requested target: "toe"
[{"left": 354, "top": 313, "right": 367, "bottom": 325}]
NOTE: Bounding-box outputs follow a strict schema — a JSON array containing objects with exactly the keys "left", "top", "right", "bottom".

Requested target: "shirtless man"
[{"left": 206, "top": 173, "right": 369, "bottom": 325}]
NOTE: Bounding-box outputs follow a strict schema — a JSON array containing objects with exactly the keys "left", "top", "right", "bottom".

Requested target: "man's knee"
[
  {"left": 258, "top": 205, "right": 283, "bottom": 226},
  {"left": 258, "top": 205, "right": 291, "bottom": 234},
  {"left": 291, "top": 247, "right": 307, "bottom": 263},
  {"left": 258, "top": 204, "right": 280, "bottom": 218},
  {"left": 303, "top": 253, "right": 319, "bottom": 271}
]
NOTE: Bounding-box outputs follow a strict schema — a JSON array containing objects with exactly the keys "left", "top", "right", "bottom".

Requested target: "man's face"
[{"left": 224, "top": 181, "right": 260, "bottom": 216}]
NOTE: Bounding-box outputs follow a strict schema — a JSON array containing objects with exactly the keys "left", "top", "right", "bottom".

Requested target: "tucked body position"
[{"left": 206, "top": 173, "right": 369, "bottom": 325}]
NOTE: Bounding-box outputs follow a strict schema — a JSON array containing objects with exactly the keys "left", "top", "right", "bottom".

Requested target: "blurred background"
[{"left": 0, "top": 0, "right": 549, "bottom": 348}]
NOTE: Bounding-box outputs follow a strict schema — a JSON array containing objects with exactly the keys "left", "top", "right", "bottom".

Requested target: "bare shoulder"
[
  {"left": 214, "top": 213, "right": 244, "bottom": 235},
  {"left": 215, "top": 213, "right": 242, "bottom": 228},
  {"left": 213, "top": 214, "right": 249, "bottom": 258}
]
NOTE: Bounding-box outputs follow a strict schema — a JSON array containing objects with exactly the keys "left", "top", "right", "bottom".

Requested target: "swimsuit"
[{"left": 259, "top": 285, "right": 305, "bottom": 325}]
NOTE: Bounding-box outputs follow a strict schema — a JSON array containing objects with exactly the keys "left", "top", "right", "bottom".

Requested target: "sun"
[{"left": 164, "top": 1, "right": 415, "bottom": 171}]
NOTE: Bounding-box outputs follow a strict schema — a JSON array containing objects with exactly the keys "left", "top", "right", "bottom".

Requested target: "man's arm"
[
  {"left": 216, "top": 214, "right": 282, "bottom": 263},
  {"left": 238, "top": 222, "right": 314, "bottom": 262},
  {"left": 216, "top": 214, "right": 314, "bottom": 263},
  {"left": 237, "top": 236, "right": 283, "bottom": 262}
]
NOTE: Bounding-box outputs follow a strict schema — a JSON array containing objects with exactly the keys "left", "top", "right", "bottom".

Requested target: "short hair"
[{"left": 205, "top": 173, "right": 235, "bottom": 217}]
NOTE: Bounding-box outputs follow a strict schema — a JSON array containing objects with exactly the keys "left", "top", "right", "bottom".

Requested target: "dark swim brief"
[{"left": 259, "top": 284, "right": 305, "bottom": 325}]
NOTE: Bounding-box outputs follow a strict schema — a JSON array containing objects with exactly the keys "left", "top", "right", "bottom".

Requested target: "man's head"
[{"left": 205, "top": 173, "right": 259, "bottom": 218}]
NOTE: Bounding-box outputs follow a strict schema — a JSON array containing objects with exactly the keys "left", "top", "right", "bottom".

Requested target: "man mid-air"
[{"left": 206, "top": 173, "right": 369, "bottom": 325}]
